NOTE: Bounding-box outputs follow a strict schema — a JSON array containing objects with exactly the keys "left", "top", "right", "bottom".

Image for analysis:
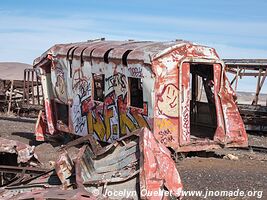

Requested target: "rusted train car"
[
  {"left": 0, "top": 62, "right": 42, "bottom": 115},
  {"left": 34, "top": 39, "right": 248, "bottom": 152}
]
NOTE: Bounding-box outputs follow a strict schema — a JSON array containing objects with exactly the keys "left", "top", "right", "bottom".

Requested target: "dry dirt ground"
[
  {"left": 0, "top": 117, "right": 266, "bottom": 200},
  {"left": 0, "top": 116, "right": 63, "bottom": 169}
]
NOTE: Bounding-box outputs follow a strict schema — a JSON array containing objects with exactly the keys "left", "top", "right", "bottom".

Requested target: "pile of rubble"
[{"left": 0, "top": 128, "right": 183, "bottom": 199}]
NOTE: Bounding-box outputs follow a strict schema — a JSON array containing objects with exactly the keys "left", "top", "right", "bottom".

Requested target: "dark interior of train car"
[{"left": 189, "top": 63, "right": 217, "bottom": 140}]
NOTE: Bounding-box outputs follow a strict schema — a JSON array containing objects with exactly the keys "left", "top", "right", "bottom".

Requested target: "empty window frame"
[
  {"left": 56, "top": 102, "right": 69, "bottom": 126},
  {"left": 93, "top": 73, "right": 105, "bottom": 102},
  {"left": 128, "top": 77, "right": 143, "bottom": 108}
]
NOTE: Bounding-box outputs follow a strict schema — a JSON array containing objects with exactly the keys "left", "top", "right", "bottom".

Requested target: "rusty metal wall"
[{"left": 34, "top": 39, "right": 248, "bottom": 151}]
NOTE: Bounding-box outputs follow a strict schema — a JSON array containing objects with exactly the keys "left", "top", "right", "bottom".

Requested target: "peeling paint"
[{"left": 34, "top": 39, "right": 248, "bottom": 152}]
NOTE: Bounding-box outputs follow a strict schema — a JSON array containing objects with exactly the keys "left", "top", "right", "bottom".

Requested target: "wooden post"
[
  {"left": 27, "top": 70, "right": 30, "bottom": 105},
  {"left": 36, "top": 71, "right": 41, "bottom": 105},
  {"left": 31, "top": 69, "right": 35, "bottom": 105},
  {"left": 23, "top": 70, "right": 26, "bottom": 101},
  {"left": 252, "top": 69, "right": 267, "bottom": 105},
  {"left": 7, "top": 80, "right": 14, "bottom": 115},
  {"left": 234, "top": 66, "right": 240, "bottom": 91},
  {"left": 230, "top": 67, "right": 246, "bottom": 92},
  {"left": 252, "top": 69, "right": 263, "bottom": 105}
]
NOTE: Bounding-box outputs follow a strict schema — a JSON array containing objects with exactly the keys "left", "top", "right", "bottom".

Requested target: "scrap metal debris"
[
  {"left": 223, "top": 154, "right": 239, "bottom": 161},
  {"left": 0, "top": 187, "right": 95, "bottom": 200},
  {"left": 55, "top": 151, "right": 75, "bottom": 190},
  {"left": 0, "top": 138, "right": 38, "bottom": 164},
  {"left": 76, "top": 128, "right": 182, "bottom": 199},
  {"left": 0, "top": 128, "right": 183, "bottom": 199},
  {"left": 139, "top": 128, "right": 183, "bottom": 199}
]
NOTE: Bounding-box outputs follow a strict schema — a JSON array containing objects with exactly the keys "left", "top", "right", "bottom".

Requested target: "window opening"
[
  {"left": 129, "top": 77, "right": 143, "bottom": 108},
  {"left": 93, "top": 73, "right": 105, "bottom": 102}
]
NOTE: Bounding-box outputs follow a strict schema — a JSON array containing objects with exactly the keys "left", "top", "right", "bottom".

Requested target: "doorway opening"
[{"left": 189, "top": 63, "right": 217, "bottom": 140}]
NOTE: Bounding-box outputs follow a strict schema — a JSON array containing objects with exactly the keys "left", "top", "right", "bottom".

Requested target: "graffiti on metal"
[
  {"left": 67, "top": 65, "right": 150, "bottom": 140},
  {"left": 157, "top": 83, "right": 179, "bottom": 118},
  {"left": 34, "top": 39, "right": 248, "bottom": 151}
]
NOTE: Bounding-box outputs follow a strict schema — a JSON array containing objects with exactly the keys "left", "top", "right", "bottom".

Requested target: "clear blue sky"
[{"left": 1, "top": 0, "right": 267, "bottom": 92}]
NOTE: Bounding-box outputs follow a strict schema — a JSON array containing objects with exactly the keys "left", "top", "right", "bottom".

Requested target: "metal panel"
[{"left": 34, "top": 39, "right": 248, "bottom": 152}]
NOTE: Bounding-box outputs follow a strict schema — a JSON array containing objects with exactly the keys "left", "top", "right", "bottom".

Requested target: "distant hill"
[
  {"left": 0, "top": 62, "right": 32, "bottom": 81},
  {"left": 236, "top": 91, "right": 266, "bottom": 105},
  {"left": 194, "top": 89, "right": 266, "bottom": 106}
]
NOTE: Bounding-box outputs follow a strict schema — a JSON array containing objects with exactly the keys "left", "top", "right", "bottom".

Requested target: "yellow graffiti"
[
  {"left": 85, "top": 95, "right": 150, "bottom": 141},
  {"left": 88, "top": 110, "right": 148, "bottom": 139},
  {"left": 104, "top": 108, "right": 114, "bottom": 140},
  {"left": 155, "top": 118, "right": 176, "bottom": 132},
  {"left": 119, "top": 112, "right": 136, "bottom": 135},
  {"left": 119, "top": 111, "right": 149, "bottom": 135},
  {"left": 132, "top": 112, "right": 149, "bottom": 129},
  {"left": 87, "top": 113, "right": 106, "bottom": 140}
]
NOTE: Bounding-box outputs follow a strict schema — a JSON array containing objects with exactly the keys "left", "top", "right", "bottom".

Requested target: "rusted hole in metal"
[
  {"left": 89, "top": 48, "right": 96, "bottom": 66},
  {"left": 67, "top": 46, "right": 75, "bottom": 60},
  {"left": 122, "top": 50, "right": 132, "bottom": 66},
  {"left": 56, "top": 193, "right": 66, "bottom": 195},
  {"left": 81, "top": 194, "right": 91, "bottom": 198},
  {"left": 0, "top": 153, "right": 18, "bottom": 186},
  {"left": 80, "top": 47, "right": 88, "bottom": 66},
  {"left": 104, "top": 48, "right": 113, "bottom": 64},
  {"left": 67, "top": 46, "right": 76, "bottom": 77}
]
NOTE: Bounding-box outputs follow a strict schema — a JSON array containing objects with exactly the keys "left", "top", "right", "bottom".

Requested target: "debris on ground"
[
  {"left": 223, "top": 154, "right": 239, "bottom": 161},
  {"left": 0, "top": 127, "right": 183, "bottom": 199},
  {"left": 0, "top": 118, "right": 267, "bottom": 199},
  {"left": 0, "top": 137, "right": 39, "bottom": 165}
]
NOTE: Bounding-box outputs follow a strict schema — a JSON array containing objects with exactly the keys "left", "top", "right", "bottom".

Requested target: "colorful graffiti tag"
[
  {"left": 54, "top": 67, "right": 67, "bottom": 103},
  {"left": 182, "top": 99, "right": 190, "bottom": 141},
  {"left": 155, "top": 118, "right": 176, "bottom": 145},
  {"left": 71, "top": 68, "right": 91, "bottom": 136},
  {"left": 128, "top": 66, "right": 143, "bottom": 78},
  {"left": 72, "top": 69, "right": 91, "bottom": 98},
  {"left": 106, "top": 73, "right": 127, "bottom": 93},
  {"left": 69, "top": 71, "right": 150, "bottom": 141},
  {"left": 157, "top": 83, "right": 179, "bottom": 118},
  {"left": 82, "top": 93, "right": 149, "bottom": 141}
]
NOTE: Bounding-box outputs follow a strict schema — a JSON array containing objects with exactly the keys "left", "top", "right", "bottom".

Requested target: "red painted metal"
[
  {"left": 218, "top": 68, "right": 248, "bottom": 146},
  {"left": 0, "top": 138, "right": 39, "bottom": 164},
  {"left": 33, "top": 39, "right": 248, "bottom": 151},
  {"left": 73, "top": 127, "right": 182, "bottom": 199},
  {"left": 0, "top": 188, "right": 97, "bottom": 200},
  {"left": 35, "top": 111, "right": 46, "bottom": 141},
  {"left": 140, "top": 128, "right": 182, "bottom": 199}
]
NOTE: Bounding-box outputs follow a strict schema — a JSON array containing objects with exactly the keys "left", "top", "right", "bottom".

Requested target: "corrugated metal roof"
[
  {"left": 34, "top": 39, "right": 222, "bottom": 69},
  {"left": 0, "top": 62, "right": 31, "bottom": 81},
  {"left": 36, "top": 39, "right": 191, "bottom": 65}
]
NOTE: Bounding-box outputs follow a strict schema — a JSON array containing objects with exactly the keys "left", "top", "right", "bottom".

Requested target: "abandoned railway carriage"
[{"left": 34, "top": 39, "right": 248, "bottom": 152}]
